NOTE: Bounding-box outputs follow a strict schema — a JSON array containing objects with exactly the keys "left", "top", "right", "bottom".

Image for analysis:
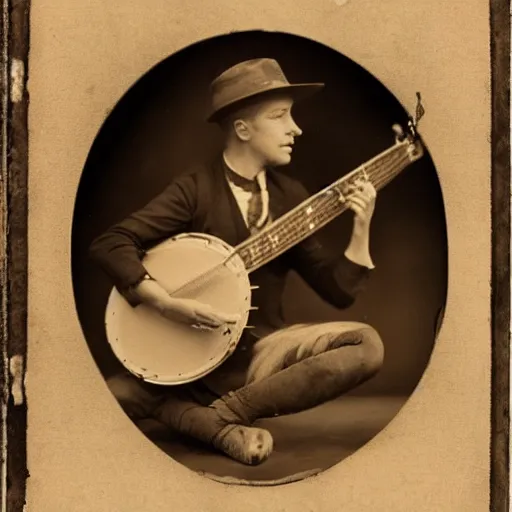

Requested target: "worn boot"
[{"left": 153, "top": 395, "right": 273, "bottom": 465}]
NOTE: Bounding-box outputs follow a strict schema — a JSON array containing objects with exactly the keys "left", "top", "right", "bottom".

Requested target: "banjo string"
[
  {"left": 167, "top": 170, "right": 382, "bottom": 298},
  {"left": 165, "top": 249, "right": 241, "bottom": 298},
  {"left": 168, "top": 141, "right": 415, "bottom": 298}
]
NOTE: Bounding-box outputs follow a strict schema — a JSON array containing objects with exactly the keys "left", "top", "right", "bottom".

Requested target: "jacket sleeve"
[
  {"left": 88, "top": 172, "right": 198, "bottom": 305},
  {"left": 285, "top": 180, "right": 373, "bottom": 309}
]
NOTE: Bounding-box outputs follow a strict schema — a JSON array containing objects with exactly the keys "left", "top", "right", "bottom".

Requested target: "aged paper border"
[
  {"left": 0, "top": 0, "right": 509, "bottom": 510},
  {"left": 490, "top": 1, "right": 511, "bottom": 509}
]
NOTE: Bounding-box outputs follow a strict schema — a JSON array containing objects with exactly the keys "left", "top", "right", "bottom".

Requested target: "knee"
[
  {"left": 106, "top": 374, "right": 152, "bottom": 420},
  {"left": 317, "top": 322, "right": 384, "bottom": 378},
  {"left": 107, "top": 374, "right": 132, "bottom": 401},
  {"left": 359, "top": 325, "right": 385, "bottom": 376}
]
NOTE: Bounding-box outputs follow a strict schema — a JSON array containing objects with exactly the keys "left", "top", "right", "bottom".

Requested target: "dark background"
[{"left": 71, "top": 31, "right": 448, "bottom": 396}]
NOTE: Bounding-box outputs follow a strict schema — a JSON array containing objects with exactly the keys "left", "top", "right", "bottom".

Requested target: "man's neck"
[{"left": 223, "top": 146, "right": 265, "bottom": 181}]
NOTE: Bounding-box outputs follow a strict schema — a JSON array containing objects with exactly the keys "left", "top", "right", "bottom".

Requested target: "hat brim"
[{"left": 207, "top": 82, "right": 325, "bottom": 123}]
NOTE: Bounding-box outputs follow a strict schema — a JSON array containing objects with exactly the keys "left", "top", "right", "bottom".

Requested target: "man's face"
[{"left": 236, "top": 95, "right": 303, "bottom": 167}]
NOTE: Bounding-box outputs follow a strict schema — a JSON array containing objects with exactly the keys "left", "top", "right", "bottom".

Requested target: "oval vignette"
[{"left": 71, "top": 31, "right": 448, "bottom": 485}]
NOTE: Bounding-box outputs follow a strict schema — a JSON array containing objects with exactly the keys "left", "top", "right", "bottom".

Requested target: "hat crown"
[
  {"left": 210, "top": 59, "right": 292, "bottom": 117},
  {"left": 211, "top": 58, "right": 288, "bottom": 93},
  {"left": 207, "top": 58, "right": 324, "bottom": 122}
]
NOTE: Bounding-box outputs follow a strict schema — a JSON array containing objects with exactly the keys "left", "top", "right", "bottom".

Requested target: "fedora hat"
[{"left": 207, "top": 58, "right": 324, "bottom": 123}]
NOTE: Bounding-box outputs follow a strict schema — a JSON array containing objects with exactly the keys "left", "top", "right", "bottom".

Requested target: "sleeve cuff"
[
  {"left": 342, "top": 252, "right": 376, "bottom": 272},
  {"left": 118, "top": 271, "right": 154, "bottom": 308}
]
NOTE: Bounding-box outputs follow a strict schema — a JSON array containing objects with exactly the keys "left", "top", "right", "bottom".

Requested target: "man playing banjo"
[{"left": 89, "top": 58, "right": 384, "bottom": 466}]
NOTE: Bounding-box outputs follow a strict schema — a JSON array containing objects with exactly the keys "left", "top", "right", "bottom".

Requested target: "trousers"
[{"left": 107, "top": 321, "right": 384, "bottom": 427}]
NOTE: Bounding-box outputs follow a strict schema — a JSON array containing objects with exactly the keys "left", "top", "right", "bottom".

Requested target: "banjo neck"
[
  {"left": 234, "top": 135, "right": 424, "bottom": 273},
  {"left": 166, "top": 128, "right": 424, "bottom": 299}
]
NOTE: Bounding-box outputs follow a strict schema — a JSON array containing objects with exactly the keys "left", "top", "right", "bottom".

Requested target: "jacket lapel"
[
  {"left": 266, "top": 169, "right": 290, "bottom": 221},
  {"left": 206, "top": 157, "right": 251, "bottom": 247},
  {"left": 203, "top": 159, "right": 293, "bottom": 248}
]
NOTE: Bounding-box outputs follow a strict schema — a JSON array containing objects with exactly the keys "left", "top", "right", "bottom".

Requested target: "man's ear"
[{"left": 233, "top": 119, "right": 251, "bottom": 141}]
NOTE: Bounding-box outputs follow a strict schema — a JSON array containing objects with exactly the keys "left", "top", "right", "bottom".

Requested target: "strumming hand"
[{"left": 133, "top": 277, "right": 239, "bottom": 331}]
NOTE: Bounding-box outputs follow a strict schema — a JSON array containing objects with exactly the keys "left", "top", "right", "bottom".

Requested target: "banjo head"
[{"left": 105, "top": 233, "right": 251, "bottom": 385}]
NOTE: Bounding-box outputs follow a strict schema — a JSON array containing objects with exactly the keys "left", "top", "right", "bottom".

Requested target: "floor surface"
[{"left": 136, "top": 394, "right": 408, "bottom": 485}]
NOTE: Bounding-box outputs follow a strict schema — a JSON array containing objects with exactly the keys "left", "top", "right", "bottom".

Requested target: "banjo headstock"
[{"left": 392, "top": 92, "right": 425, "bottom": 163}]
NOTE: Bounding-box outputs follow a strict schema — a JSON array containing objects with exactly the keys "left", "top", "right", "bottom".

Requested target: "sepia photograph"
[
  {"left": 1, "top": 0, "right": 500, "bottom": 509},
  {"left": 71, "top": 31, "right": 448, "bottom": 484}
]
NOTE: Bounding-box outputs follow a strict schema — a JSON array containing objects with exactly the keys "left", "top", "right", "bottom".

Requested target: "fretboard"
[{"left": 235, "top": 138, "right": 424, "bottom": 273}]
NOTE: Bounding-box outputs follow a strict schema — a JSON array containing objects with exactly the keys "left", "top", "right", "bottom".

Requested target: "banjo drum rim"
[{"left": 104, "top": 232, "right": 251, "bottom": 386}]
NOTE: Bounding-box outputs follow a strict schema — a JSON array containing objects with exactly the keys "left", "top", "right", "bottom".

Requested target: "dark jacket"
[{"left": 89, "top": 155, "right": 372, "bottom": 335}]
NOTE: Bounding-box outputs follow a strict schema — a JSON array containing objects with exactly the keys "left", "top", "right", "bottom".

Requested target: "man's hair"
[
  {"left": 214, "top": 90, "right": 294, "bottom": 134},
  {"left": 215, "top": 98, "right": 264, "bottom": 134}
]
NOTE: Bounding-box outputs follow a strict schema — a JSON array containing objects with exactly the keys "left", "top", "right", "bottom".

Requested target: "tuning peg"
[
  {"left": 248, "top": 306, "right": 259, "bottom": 311},
  {"left": 250, "top": 285, "right": 260, "bottom": 290},
  {"left": 414, "top": 91, "right": 425, "bottom": 127},
  {"left": 392, "top": 124, "right": 406, "bottom": 142}
]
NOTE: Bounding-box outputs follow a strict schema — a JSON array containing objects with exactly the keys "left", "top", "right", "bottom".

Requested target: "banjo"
[{"left": 105, "top": 122, "right": 425, "bottom": 385}]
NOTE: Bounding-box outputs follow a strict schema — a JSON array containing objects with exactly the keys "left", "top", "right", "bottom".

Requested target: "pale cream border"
[{"left": 27, "top": 1, "right": 491, "bottom": 510}]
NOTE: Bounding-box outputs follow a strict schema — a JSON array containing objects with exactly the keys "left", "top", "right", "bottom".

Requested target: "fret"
[{"left": 234, "top": 138, "right": 423, "bottom": 273}]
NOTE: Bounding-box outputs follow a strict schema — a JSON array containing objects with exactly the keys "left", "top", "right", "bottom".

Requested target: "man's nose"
[{"left": 289, "top": 118, "right": 303, "bottom": 137}]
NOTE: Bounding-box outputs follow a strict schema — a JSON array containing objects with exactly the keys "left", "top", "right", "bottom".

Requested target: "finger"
[
  {"left": 348, "top": 201, "right": 365, "bottom": 217},
  {"left": 362, "top": 183, "right": 377, "bottom": 199},
  {"left": 346, "top": 184, "right": 362, "bottom": 195},
  {"left": 348, "top": 180, "right": 367, "bottom": 192},
  {"left": 351, "top": 186, "right": 375, "bottom": 201},
  {"left": 213, "top": 311, "right": 240, "bottom": 324},
  {"left": 195, "top": 316, "right": 221, "bottom": 328},
  {"left": 349, "top": 181, "right": 376, "bottom": 198},
  {"left": 195, "top": 310, "right": 222, "bottom": 327},
  {"left": 347, "top": 191, "right": 365, "bottom": 203},
  {"left": 348, "top": 196, "right": 369, "bottom": 210},
  {"left": 355, "top": 188, "right": 376, "bottom": 204},
  {"left": 191, "top": 323, "right": 216, "bottom": 332},
  {"left": 198, "top": 309, "right": 239, "bottom": 326},
  {"left": 201, "top": 305, "right": 239, "bottom": 323}
]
